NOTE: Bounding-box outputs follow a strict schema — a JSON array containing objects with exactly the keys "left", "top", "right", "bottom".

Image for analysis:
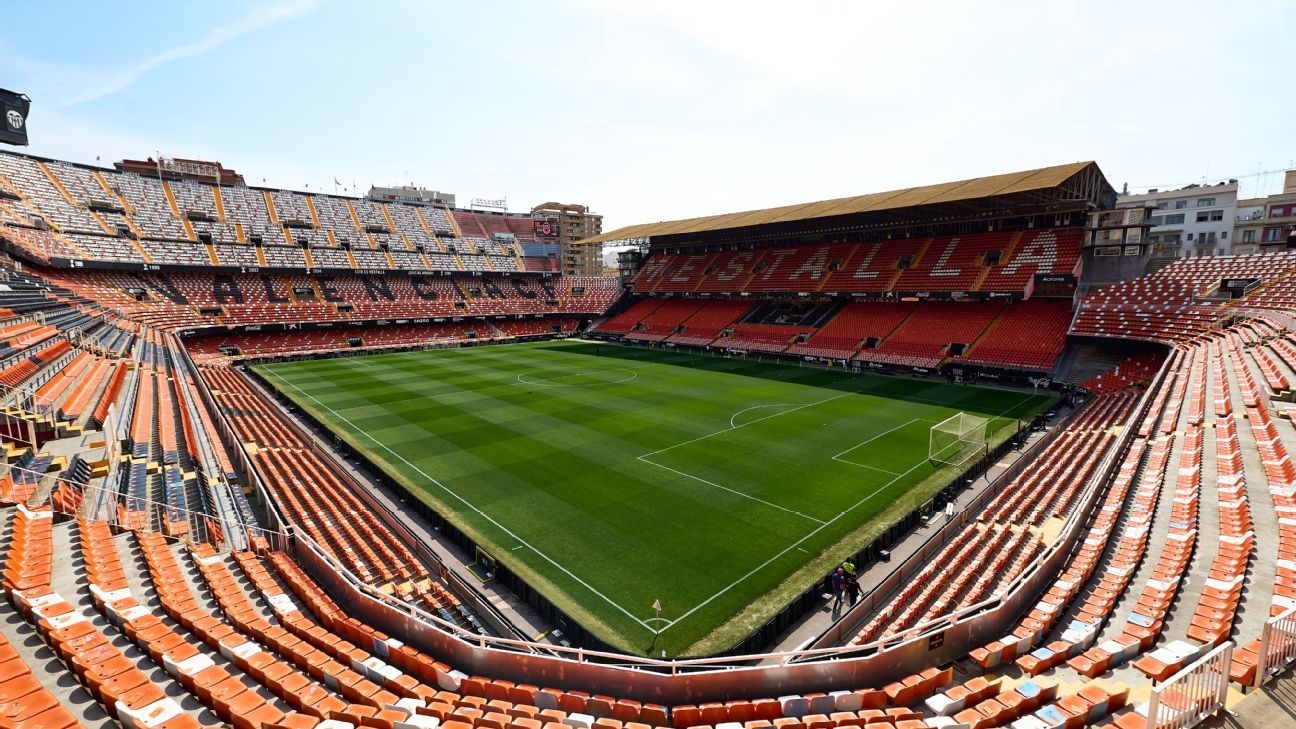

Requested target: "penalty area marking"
[
  {"left": 831, "top": 418, "right": 925, "bottom": 474},
  {"left": 650, "top": 393, "right": 1045, "bottom": 636},
  {"left": 654, "top": 456, "right": 932, "bottom": 634},
  {"left": 728, "top": 403, "right": 800, "bottom": 430},
  {"left": 634, "top": 389, "right": 869, "bottom": 527}
]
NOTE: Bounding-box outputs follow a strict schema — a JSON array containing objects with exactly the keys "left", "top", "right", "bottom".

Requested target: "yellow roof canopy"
[{"left": 583, "top": 161, "right": 1103, "bottom": 245}]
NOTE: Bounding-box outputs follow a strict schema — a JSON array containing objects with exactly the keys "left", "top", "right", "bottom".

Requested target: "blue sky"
[{"left": 2, "top": 0, "right": 1294, "bottom": 232}]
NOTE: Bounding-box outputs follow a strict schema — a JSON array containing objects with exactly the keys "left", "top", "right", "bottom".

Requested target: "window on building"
[
  {"left": 1164, "top": 213, "right": 1185, "bottom": 225},
  {"left": 1150, "top": 216, "right": 1164, "bottom": 226},
  {"left": 1164, "top": 234, "right": 1181, "bottom": 244},
  {"left": 1197, "top": 198, "right": 1215, "bottom": 207},
  {"left": 1187, "top": 233, "right": 1194, "bottom": 241},
  {"left": 1175, "top": 200, "right": 1187, "bottom": 209},
  {"left": 1196, "top": 212, "right": 1209, "bottom": 223},
  {"left": 1243, "top": 230, "right": 1256, "bottom": 243},
  {"left": 1210, "top": 210, "right": 1223, "bottom": 221},
  {"left": 1156, "top": 202, "right": 1168, "bottom": 210},
  {"left": 1221, "top": 231, "right": 1227, "bottom": 239},
  {"left": 1266, "top": 228, "right": 1282, "bottom": 242}
]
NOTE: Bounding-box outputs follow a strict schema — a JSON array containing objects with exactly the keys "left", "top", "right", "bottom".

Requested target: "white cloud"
[
  {"left": 3, "top": 0, "right": 1292, "bottom": 233},
  {"left": 24, "top": 109, "right": 165, "bottom": 164},
  {"left": 14, "top": 0, "right": 319, "bottom": 110}
]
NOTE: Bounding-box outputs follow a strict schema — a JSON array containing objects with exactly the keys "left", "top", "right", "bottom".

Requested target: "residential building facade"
[
  {"left": 1233, "top": 170, "right": 1296, "bottom": 255},
  {"left": 530, "top": 201, "right": 604, "bottom": 276},
  {"left": 1116, "top": 181, "right": 1238, "bottom": 259}
]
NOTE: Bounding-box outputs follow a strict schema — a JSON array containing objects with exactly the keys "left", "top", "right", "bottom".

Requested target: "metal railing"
[
  {"left": 1255, "top": 604, "right": 1296, "bottom": 689},
  {"left": 1147, "top": 642, "right": 1232, "bottom": 729},
  {"left": 12, "top": 473, "right": 285, "bottom": 553}
]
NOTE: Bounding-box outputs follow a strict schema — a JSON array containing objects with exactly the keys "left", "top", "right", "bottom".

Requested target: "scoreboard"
[{"left": 533, "top": 217, "right": 559, "bottom": 238}]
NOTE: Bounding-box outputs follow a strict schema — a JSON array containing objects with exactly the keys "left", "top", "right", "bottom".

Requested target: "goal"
[{"left": 929, "top": 412, "right": 989, "bottom": 467}]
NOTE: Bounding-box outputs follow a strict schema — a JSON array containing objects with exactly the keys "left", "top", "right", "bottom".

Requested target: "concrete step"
[
  {"left": 60, "top": 521, "right": 225, "bottom": 726},
  {"left": 113, "top": 529, "right": 291, "bottom": 715},
  {"left": 0, "top": 510, "right": 115, "bottom": 729}
]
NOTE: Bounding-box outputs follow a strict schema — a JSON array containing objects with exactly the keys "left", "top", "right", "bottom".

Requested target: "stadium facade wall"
[{"left": 1081, "top": 247, "right": 1153, "bottom": 285}]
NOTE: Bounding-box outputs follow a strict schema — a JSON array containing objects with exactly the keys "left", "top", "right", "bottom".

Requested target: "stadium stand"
[
  {"left": 1072, "top": 251, "right": 1296, "bottom": 342},
  {"left": 629, "top": 229, "right": 1082, "bottom": 297},
  {"left": 594, "top": 298, "right": 662, "bottom": 334},
  {"left": 0, "top": 150, "right": 591, "bottom": 282},
  {"left": 27, "top": 268, "right": 616, "bottom": 330},
  {"left": 857, "top": 301, "right": 1004, "bottom": 369},
  {"left": 786, "top": 302, "right": 916, "bottom": 359},
  {"left": 955, "top": 299, "right": 1073, "bottom": 370},
  {"left": 664, "top": 301, "right": 752, "bottom": 346},
  {"left": 9, "top": 149, "right": 1296, "bottom": 729},
  {"left": 624, "top": 299, "right": 704, "bottom": 342},
  {"left": 184, "top": 316, "right": 581, "bottom": 363}
]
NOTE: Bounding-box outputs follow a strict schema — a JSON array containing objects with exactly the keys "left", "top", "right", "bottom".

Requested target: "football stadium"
[{"left": 0, "top": 4, "right": 1295, "bottom": 729}]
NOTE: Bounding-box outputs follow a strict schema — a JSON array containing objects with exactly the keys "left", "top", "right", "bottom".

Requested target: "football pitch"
[{"left": 255, "top": 340, "right": 1053, "bottom": 656}]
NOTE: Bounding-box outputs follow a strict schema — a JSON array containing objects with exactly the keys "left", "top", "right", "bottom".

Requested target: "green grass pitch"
[{"left": 256, "top": 339, "right": 1054, "bottom": 656}]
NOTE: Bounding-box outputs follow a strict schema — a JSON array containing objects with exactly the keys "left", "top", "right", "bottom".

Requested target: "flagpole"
[{"left": 648, "top": 599, "right": 663, "bottom": 654}]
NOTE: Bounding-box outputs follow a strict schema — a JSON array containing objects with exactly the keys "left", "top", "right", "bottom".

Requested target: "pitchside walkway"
[
  {"left": 1203, "top": 661, "right": 1296, "bottom": 728},
  {"left": 243, "top": 370, "right": 558, "bottom": 645},
  {"left": 765, "top": 410, "right": 1066, "bottom": 657}
]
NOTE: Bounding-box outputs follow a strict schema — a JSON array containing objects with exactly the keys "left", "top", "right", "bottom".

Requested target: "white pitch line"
[
  {"left": 658, "top": 456, "right": 932, "bottom": 631},
  {"left": 832, "top": 418, "right": 923, "bottom": 461},
  {"left": 636, "top": 455, "right": 827, "bottom": 524},
  {"left": 632, "top": 389, "right": 868, "bottom": 526},
  {"left": 273, "top": 348, "right": 1050, "bottom": 636},
  {"left": 833, "top": 459, "right": 903, "bottom": 476},
  {"left": 728, "top": 403, "right": 798, "bottom": 430},
  {"left": 335, "top": 364, "right": 644, "bottom": 413},
  {"left": 516, "top": 369, "right": 638, "bottom": 387},
  {"left": 333, "top": 376, "right": 531, "bottom": 413},
  {"left": 262, "top": 369, "right": 659, "bottom": 632},
  {"left": 655, "top": 390, "right": 1048, "bottom": 634},
  {"left": 640, "top": 387, "right": 865, "bottom": 460}
]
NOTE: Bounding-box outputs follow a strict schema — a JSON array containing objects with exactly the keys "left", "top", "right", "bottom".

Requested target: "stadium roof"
[{"left": 584, "top": 161, "right": 1109, "bottom": 245}]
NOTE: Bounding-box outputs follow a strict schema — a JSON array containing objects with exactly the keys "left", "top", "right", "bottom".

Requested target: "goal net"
[{"left": 929, "top": 412, "right": 989, "bottom": 467}]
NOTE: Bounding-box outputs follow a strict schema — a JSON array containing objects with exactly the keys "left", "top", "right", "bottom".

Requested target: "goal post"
[{"left": 929, "top": 412, "right": 989, "bottom": 467}]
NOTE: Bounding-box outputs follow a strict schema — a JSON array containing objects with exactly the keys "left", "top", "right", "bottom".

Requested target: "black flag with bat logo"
[{"left": 0, "top": 90, "right": 31, "bottom": 146}]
